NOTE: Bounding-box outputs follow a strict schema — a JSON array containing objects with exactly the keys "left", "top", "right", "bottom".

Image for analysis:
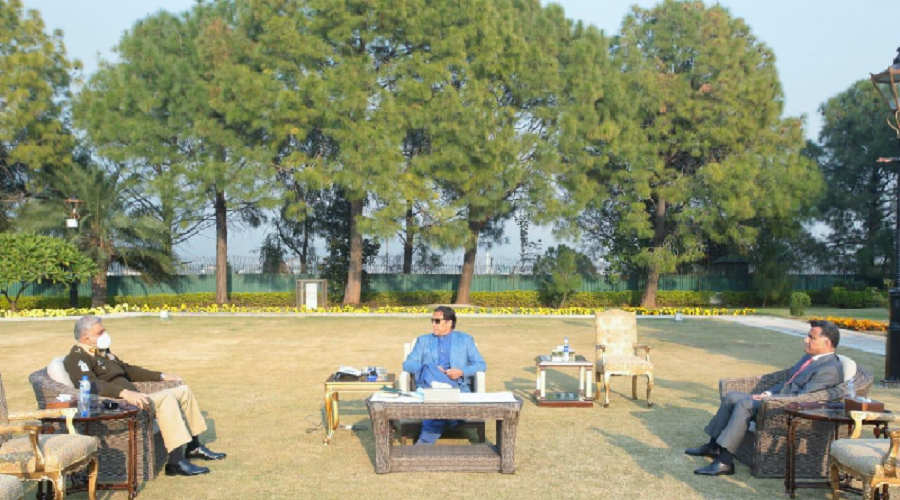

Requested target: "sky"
[{"left": 21, "top": 0, "right": 900, "bottom": 262}]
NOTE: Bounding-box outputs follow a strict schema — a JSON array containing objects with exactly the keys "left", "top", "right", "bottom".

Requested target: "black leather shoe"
[
  {"left": 186, "top": 445, "right": 227, "bottom": 460},
  {"left": 685, "top": 443, "right": 719, "bottom": 458},
  {"left": 165, "top": 459, "right": 210, "bottom": 476},
  {"left": 694, "top": 460, "right": 735, "bottom": 476}
]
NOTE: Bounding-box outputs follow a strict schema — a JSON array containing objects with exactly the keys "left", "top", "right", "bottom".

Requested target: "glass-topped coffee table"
[
  {"left": 533, "top": 355, "right": 594, "bottom": 407},
  {"left": 323, "top": 374, "right": 395, "bottom": 444}
]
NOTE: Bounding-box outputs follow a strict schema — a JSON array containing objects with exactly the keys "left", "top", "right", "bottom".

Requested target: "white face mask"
[{"left": 96, "top": 333, "right": 112, "bottom": 350}]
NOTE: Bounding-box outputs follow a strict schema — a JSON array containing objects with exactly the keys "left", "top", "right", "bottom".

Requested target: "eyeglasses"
[{"left": 431, "top": 319, "right": 446, "bottom": 324}]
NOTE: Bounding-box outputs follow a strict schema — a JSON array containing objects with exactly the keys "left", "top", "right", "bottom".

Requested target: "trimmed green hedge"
[
  {"left": 6, "top": 287, "right": 883, "bottom": 311},
  {"left": 109, "top": 292, "right": 295, "bottom": 308},
  {"left": 0, "top": 296, "right": 91, "bottom": 311},
  {"left": 828, "top": 287, "right": 888, "bottom": 308},
  {"left": 1, "top": 290, "right": 723, "bottom": 310}
]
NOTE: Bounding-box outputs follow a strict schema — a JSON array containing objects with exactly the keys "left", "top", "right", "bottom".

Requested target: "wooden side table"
[
  {"left": 533, "top": 355, "right": 594, "bottom": 407},
  {"left": 324, "top": 374, "right": 395, "bottom": 444},
  {"left": 40, "top": 407, "right": 141, "bottom": 499},
  {"left": 784, "top": 401, "right": 890, "bottom": 499}
]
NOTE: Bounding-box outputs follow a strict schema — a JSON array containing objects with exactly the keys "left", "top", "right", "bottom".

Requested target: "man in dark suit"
[{"left": 686, "top": 319, "right": 844, "bottom": 476}]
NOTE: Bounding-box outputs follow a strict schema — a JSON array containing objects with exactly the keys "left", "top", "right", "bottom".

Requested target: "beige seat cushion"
[
  {"left": 599, "top": 355, "right": 653, "bottom": 373},
  {"left": 837, "top": 354, "right": 857, "bottom": 382},
  {"left": 0, "top": 434, "right": 97, "bottom": 473},
  {"left": 0, "top": 474, "right": 22, "bottom": 500},
  {"left": 47, "top": 356, "right": 74, "bottom": 388},
  {"left": 830, "top": 439, "right": 889, "bottom": 476}
]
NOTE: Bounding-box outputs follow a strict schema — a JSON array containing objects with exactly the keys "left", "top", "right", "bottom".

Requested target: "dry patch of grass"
[{"left": 2, "top": 315, "right": 895, "bottom": 499}]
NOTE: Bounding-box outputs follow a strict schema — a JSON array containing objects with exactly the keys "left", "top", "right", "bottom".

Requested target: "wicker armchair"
[
  {"left": 0, "top": 474, "right": 22, "bottom": 500},
  {"left": 395, "top": 338, "right": 487, "bottom": 445},
  {"left": 29, "top": 365, "right": 181, "bottom": 485},
  {"left": 719, "top": 360, "right": 873, "bottom": 478},
  {"left": 829, "top": 411, "right": 900, "bottom": 500},
  {"left": 1, "top": 371, "right": 99, "bottom": 500}
]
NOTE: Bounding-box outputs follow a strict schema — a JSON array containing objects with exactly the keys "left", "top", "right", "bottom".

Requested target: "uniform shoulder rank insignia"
[
  {"left": 78, "top": 360, "right": 90, "bottom": 372},
  {"left": 107, "top": 353, "right": 116, "bottom": 360}
]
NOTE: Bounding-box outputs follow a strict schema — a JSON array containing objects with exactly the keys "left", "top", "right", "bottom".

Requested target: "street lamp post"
[
  {"left": 870, "top": 48, "right": 900, "bottom": 384},
  {"left": 64, "top": 197, "right": 82, "bottom": 308}
]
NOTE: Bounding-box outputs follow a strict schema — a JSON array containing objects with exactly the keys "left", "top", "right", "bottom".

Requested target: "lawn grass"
[
  {"left": 758, "top": 307, "right": 888, "bottom": 322},
  {"left": 2, "top": 315, "right": 896, "bottom": 499}
]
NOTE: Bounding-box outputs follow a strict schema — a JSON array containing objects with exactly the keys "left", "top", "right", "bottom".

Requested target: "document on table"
[
  {"left": 370, "top": 392, "right": 423, "bottom": 403},
  {"left": 459, "top": 392, "right": 517, "bottom": 403}
]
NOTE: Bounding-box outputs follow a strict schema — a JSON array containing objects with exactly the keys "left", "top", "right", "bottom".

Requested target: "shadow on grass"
[
  {"left": 506, "top": 365, "right": 590, "bottom": 404},
  {"left": 591, "top": 404, "right": 766, "bottom": 499},
  {"left": 642, "top": 320, "right": 806, "bottom": 369},
  {"left": 200, "top": 410, "right": 219, "bottom": 446}
]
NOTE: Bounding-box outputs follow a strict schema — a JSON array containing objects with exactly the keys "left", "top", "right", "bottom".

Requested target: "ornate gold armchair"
[
  {"left": 594, "top": 309, "right": 654, "bottom": 407},
  {"left": 0, "top": 371, "right": 98, "bottom": 500},
  {"left": 829, "top": 410, "right": 900, "bottom": 499},
  {"left": 0, "top": 474, "right": 23, "bottom": 500}
]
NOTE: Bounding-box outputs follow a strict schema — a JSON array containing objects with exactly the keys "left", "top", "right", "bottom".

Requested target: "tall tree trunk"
[
  {"left": 69, "top": 281, "right": 79, "bottom": 308},
  {"left": 91, "top": 259, "right": 110, "bottom": 307},
  {"left": 403, "top": 202, "right": 414, "bottom": 274},
  {"left": 456, "top": 221, "right": 484, "bottom": 305},
  {"left": 640, "top": 197, "right": 667, "bottom": 308},
  {"left": 215, "top": 189, "right": 228, "bottom": 305},
  {"left": 863, "top": 170, "right": 881, "bottom": 277},
  {"left": 160, "top": 195, "right": 176, "bottom": 257},
  {"left": 343, "top": 198, "right": 363, "bottom": 305},
  {"left": 301, "top": 209, "right": 310, "bottom": 274}
]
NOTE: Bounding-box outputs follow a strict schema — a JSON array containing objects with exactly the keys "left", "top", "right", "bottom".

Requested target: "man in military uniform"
[{"left": 64, "top": 315, "right": 226, "bottom": 477}]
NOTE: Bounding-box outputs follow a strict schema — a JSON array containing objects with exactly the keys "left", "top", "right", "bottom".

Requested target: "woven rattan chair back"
[{"left": 595, "top": 309, "right": 637, "bottom": 356}]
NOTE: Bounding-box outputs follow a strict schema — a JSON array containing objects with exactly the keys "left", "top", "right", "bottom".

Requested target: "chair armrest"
[
  {"left": 9, "top": 408, "right": 77, "bottom": 434},
  {"left": 0, "top": 424, "right": 45, "bottom": 470},
  {"left": 850, "top": 411, "right": 900, "bottom": 438},
  {"left": 134, "top": 379, "right": 182, "bottom": 394},
  {"left": 719, "top": 368, "right": 791, "bottom": 398},
  {"left": 475, "top": 372, "right": 486, "bottom": 393},
  {"left": 633, "top": 344, "right": 651, "bottom": 361}
]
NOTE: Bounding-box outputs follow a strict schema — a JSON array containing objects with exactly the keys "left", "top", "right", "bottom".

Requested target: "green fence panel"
[{"left": 9, "top": 272, "right": 866, "bottom": 299}]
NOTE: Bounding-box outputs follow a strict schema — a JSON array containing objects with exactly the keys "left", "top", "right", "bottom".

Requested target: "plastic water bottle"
[
  {"left": 848, "top": 379, "right": 856, "bottom": 400},
  {"left": 563, "top": 337, "right": 570, "bottom": 362},
  {"left": 78, "top": 376, "right": 91, "bottom": 417}
]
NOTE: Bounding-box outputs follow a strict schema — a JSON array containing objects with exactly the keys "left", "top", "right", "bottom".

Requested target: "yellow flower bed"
[
  {"left": 810, "top": 316, "right": 887, "bottom": 332},
  {"left": 0, "top": 303, "right": 757, "bottom": 319}
]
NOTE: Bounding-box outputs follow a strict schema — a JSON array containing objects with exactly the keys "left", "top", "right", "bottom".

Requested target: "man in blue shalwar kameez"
[{"left": 402, "top": 306, "right": 487, "bottom": 444}]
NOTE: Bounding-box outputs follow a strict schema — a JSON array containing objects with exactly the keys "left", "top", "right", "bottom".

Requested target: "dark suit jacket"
[{"left": 768, "top": 353, "right": 843, "bottom": 396}]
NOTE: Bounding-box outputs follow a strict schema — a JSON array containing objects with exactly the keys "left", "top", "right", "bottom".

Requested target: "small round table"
[
  {"left": 784, "top": 401, "right": 890, "bottom": 499},
  {"left": 40, "top": 406, "right": 141, "bottom": 499}
]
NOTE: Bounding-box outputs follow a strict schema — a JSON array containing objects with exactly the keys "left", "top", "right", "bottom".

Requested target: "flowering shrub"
[
  {"left": 810, "top": 316, "right": 887, "bottom": 332},
  {"left": 0, "top": 303, "right": 757, "bottom": 319}
]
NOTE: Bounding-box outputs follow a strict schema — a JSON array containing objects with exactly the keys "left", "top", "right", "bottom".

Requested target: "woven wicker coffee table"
[
  {"left": 324, "top": 374, "right": 396, "bottom": 444},
  {"left": 366, "top": 395, "right": 523, "bottom": 473}
]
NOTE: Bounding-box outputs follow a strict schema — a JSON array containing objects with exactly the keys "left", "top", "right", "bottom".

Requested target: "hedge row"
[
  {"left": 0, "top": 296, "right": 91, "bottom": 311},
  {"left": 1, "top": 288, "right": 889, "bottom": 311}
]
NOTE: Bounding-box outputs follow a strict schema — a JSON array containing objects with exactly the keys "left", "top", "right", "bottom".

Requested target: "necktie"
[{"left": 787, "top": 358, "right": 814, "bottom": 384}]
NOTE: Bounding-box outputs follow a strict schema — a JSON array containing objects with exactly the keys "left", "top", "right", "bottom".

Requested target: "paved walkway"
[{"left": 710, "top": 315, "right": 885, "bottom": 356}]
